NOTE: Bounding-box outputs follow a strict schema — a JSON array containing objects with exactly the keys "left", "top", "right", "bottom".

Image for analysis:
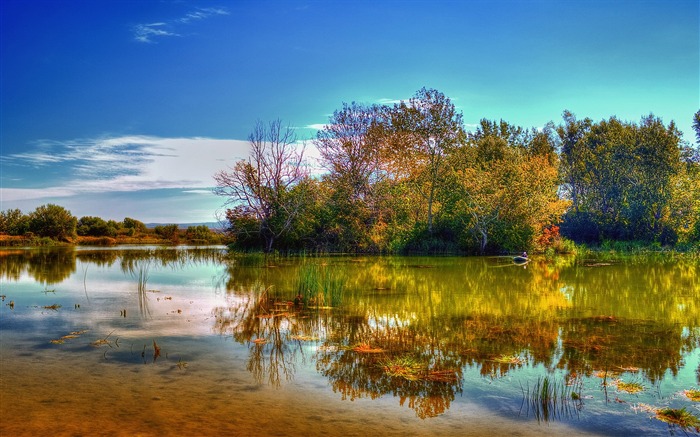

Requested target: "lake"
[{"left": 1, "top": 246, "right": 698, "bottom": 436}]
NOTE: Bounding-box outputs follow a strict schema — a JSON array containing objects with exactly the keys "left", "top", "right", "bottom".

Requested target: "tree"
[
  {"left": 559, "top": 114, "right": 690, "bottom": 243},
  {"left": 314, "top": 102, "right": 389, "bottom": 251},
  {"left": 122, "top": 217, "right": 147, "bottom": 234},
  {"left": 0, "top": 209, "right": 29, "bottom": 235},
  {"left": 27, "top": 204, "right": 77, "bottom": 240},
  {"left": 441, "top": 119, "right": 568, "bottom": 253},
  {"left": 389, "top": 88, "right": 465, "bottom": 233},
  {"left": 214, "top": 119, "right": 307, "bottom": 253},
  {"left": 154, "top": 224, "right": 179, "bottom": 241},
  {"left": 693, "top": 110, "right": 700, "bottom": 144},
  {"left": 77, "top": 216, "right": 115, "bottom": 237}
]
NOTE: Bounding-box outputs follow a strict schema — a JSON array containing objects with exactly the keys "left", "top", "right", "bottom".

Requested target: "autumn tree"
[
  {"left": 442, "top": 120, "right": 568, "bottom": 253},
  {"left": 214, "top": 119, "right": 307, "bottom": 253},
  {"left": 314, "top": 102, "right": 390, "bottom": 251},
  {"left": 389, "top": 88, "right": 465, "bottom": 233}
]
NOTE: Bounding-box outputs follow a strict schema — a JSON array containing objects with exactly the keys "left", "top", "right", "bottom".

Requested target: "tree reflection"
[{"left": 214, "top": 254, "right": 700, "bottom": 419}]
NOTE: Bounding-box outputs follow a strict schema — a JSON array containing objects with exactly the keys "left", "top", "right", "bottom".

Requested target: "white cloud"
[
  {"left": 305, "top": 123, "right": 328, "bottom": 130},
  {"left": 0, "top": 136, "right": 249, "bottom": 202},
  {"left": 133, "top": 23, "right": 179, "bottom": 43},
  {"left": 133, "top": 7, "right": 229, "bottom": 43}
]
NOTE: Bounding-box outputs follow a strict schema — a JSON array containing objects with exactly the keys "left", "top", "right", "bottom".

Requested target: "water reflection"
[
  {"left": 210, "top": 254, "right": 700, "bottom": 420},
  {"left": 1, "top": 248, "right": 699, "bottom": 431}
]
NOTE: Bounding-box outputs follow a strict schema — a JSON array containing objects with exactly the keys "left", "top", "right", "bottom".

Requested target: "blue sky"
[{"left": 1, "top": 0, "right": 698, "bottom": 224}]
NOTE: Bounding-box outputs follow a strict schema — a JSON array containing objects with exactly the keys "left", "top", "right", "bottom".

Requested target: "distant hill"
[{"left": 145, "top": 222, "right": 223, "bottom": 230}]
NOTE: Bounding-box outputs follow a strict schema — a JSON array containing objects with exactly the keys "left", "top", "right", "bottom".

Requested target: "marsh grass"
[
  {"left": 136, "top": 263, "right": 151, "bottom": 318},
  {"left": 520, "top": 376, "right": 582, "bottom": 423},
  {"left": 296, "top": 263, "right": 344, "bottom": 307},
  {"left": 379, "top": 356, "right": 460, "bottom": 383},
  {"left": 615, "top": 380, "right": 645, "bottom": 394},
  {"left": 684, "top": 389, "right": 700, "bottom": 402},
  {"left": 655, "top": 407, "right": 700, "bottom": 431}
]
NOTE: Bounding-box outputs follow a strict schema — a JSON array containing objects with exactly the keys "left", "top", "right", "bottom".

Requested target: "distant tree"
[
  {"left": 154, "top": 224, "right": 179, "bottom": 240},
  {"left": 0, "top": 208, "right": 29, "bottom": 235},
  {"left": 693, "top": 109, "right": 700, "bottom": 144},
  {"left": 185, "top": 225, "right": 214, "bottom": 243},
  {"left": 214, "top": 119, "right": 307, "bottom": 253},
  {"left": 77, "top": 216, "right": 114, "bottom": 237},
  {"left": 122, "top": 217, "right": 147, "bottom": 236},
  {"left": 27, "top": 204, "right": 77, "bottom": 240}
]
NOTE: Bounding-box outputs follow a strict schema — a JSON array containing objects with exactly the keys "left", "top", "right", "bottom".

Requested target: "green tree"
[
  {"left": 122, "top": 217, "right": 147, "bottom": 234},
  {"left": 0, "top": 209, "right": 29, "bottom": 235},
  {"left": 77, "top": 216, "right": 115, "bottom": 237},
  {"left": 559, "top": 114, "right": 690, "bottom": 244},
  {"left": 389, "top": 88, "right": 465, "bottom": 233},
  {"left": 214, "top": 119, "right": 307, "bottom": 253},
  {"left": 27, "top": 204, "right": 77, "bottom": 240}
]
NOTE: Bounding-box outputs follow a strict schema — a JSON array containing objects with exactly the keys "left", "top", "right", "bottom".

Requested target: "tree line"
[
  {"left": 214, "top": 88, "right": 700, "bottom": 254},
  {"left": 0, "top": 204, "right": 223, "bottom": 245}
]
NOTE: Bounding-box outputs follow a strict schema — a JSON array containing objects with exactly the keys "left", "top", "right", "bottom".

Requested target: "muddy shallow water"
[{"left": 1, "top": 247, "right": 698, "bottom": 436}]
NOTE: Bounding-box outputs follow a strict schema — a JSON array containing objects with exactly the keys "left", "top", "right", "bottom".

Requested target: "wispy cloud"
[
  {"left": 134, "top": 22, "right": 179, "bottom": 43},
  {"left": 133, "top": 7, "right": 229, "bottom": 43}
]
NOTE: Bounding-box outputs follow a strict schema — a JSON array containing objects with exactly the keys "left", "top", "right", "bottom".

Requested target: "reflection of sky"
[{"left": 1, "top": 257, "right": 230, "bottom": 342}]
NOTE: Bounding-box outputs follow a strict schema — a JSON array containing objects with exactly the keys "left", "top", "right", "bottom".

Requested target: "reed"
[
  {"left": 137, "top": 263, "right": 151, "bottom": 318},
  {"left": 520, "top": 376, "right": 581, "bottom": 422},
  {"left": 296, "top": 263, "right": 344, "bottom": 307}
]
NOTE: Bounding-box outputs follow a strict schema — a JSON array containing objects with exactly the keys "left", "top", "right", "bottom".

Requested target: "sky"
[{"left": 1, "top": 0, "right": 698, "bottom": 224}]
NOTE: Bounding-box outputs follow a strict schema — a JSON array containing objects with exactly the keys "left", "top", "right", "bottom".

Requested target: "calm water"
[{"left": 1, "top": 246, "right": 698, "bottom": 436}]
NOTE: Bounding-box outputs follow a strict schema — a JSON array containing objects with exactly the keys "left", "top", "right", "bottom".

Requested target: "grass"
[
  {"left": 520, "top": 376, "right": 582, "bottom": 423},
  {"left": 136, "top": 263, "right": 151, "bottom": 318},
  {"left": 379, "top": 356, "right": 459, "bottom": 383},
  {"left": 615, "top": 380, "right": 645, "bottom": 394},
  {"left": 685, "top": 389, "right": 700, "bottom": 402},
  {"left": 655, "top": 407, "right": 700, "bottom": 431},
  {"left": 296, "top": 263, "right": 345, "bottom": 307}
]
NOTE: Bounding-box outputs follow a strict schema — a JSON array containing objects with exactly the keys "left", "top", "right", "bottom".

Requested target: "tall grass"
[
  {"left": 136, "top": 262, "right": 151, "bottom": 318},
  {"left": 520, "top": 376, "right": 582, "bottom": 423},
  {"left": 296, "top": 263, "right": 344, "bottom": 307}
]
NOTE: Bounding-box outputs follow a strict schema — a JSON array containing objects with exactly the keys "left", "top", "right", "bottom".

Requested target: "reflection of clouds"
[{"left": 4, "top": 264, "right": 229, "bottom": 340}]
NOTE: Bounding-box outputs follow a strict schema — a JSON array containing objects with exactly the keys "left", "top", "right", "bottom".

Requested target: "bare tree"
[{"left": 214, "top": 119, "right": 306, "bottom": 252}]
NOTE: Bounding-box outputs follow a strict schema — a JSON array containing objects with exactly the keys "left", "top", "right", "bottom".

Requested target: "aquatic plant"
[
  {"left": 520, "top": 376, "right": 582, "bottom": 422},
  {"left": 655, "top": 407, "right": 700, "bottom": 431},
  {"left": 379, "top": 356, "right": 459, "bottom": 383},
  {"left": 296, "top": 263, "right": 344, "bottom": 307},
  {"left": 684, "top": 389, "right": 700, "bottom": 402},
  {"left": 615, "top": 380, "right": 645, "bottom": 394}
]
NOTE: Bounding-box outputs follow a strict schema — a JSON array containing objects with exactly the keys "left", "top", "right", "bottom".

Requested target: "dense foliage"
[{"left": 215, "top": 90, "right": 700, "bottom": 254}]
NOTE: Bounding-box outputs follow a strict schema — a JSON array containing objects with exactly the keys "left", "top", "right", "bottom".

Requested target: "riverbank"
[{"left": 0, "top": 234, "right": 228, "bottom": 247}]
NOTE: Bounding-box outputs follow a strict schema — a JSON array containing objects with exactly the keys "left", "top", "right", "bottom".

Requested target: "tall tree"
[
  {"left": 214, "top": 119, "right": 307, "bottom": 253},
  {"left": 389, "top": 88, "right": 465, "bottom": 233}
]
